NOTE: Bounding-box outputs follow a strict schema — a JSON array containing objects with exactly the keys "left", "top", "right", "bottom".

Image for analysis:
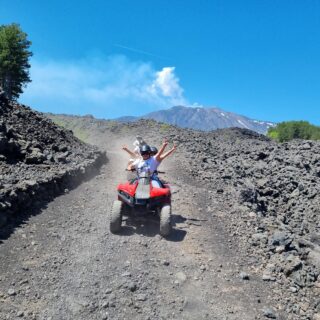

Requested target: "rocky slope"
[
  {"left": 47, "top": 113, "right": 320, "bottom": 319},
  {"left": 175, "top": 127, "right": 320, "bottom": 314},
  {"left": 0, "top": 94, "right": 106, "bottom": 228},
  {"left": 115, "top": 105, "right": 275, "bottom": 134}
]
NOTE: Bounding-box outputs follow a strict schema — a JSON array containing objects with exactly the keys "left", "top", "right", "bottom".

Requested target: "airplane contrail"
[{"left": 113, "top": 44, "right": 168, "bottom": 60}]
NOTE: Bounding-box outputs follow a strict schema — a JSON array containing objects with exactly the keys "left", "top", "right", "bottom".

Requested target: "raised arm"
[
  {"left": 155, "top": 139, "right": 168, "bottom": 162},
  {"left": 122, "top": 145, "right": 136, "bottom": 158},
  {"left": 159, "top": 143, "right": 177, "bottom": 161}
]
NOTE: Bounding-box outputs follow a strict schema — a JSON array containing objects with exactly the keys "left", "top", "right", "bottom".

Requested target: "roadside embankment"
[{"left": 0, "top": 93, "right": 106, "bottom": 228}]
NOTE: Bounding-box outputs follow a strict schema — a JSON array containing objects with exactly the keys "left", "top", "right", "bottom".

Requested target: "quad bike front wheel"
[
  {"left": 110, "top": 200, "right": 124, "bottom": 233},
  {"left": 160, "top": 204, "right": 172, "bottom": 237}
]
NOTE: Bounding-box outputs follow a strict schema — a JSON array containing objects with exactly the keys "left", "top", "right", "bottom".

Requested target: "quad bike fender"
[
  {"left": 150, "top": 187, "right": 170, "bottom": 198},
  {"left": 117, "top": 181, "right": 138, "bottom": 197}
]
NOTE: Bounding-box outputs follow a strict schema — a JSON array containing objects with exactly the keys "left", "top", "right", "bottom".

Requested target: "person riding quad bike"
[
  {"left": 122, "top": 140, "right": 176, "bottom": 166},
  {"left": 150, "top": 146, "right": 158, "bottom": 156},
  {"left": 110, "top": 140, "right": 177, "bottom": 236}
]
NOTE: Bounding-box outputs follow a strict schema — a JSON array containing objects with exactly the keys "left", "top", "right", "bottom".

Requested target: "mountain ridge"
[{"left": 114, "top": 105, "right": 275, "bottom": 134}]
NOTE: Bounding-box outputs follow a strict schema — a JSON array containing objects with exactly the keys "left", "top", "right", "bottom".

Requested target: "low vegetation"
[
  {"left": 267, "top": 121, "right": 320, "bottom": 142},
  {"left": 160, "top": 123, "right": 171, "bottom": 132},
  {"left": 49, "top": 116, "right": 90, "bottom": 142}
]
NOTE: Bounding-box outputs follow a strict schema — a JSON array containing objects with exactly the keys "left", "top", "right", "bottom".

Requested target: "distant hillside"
[{"left": 115, "top": 105, "right": 274, "bottom": 134}]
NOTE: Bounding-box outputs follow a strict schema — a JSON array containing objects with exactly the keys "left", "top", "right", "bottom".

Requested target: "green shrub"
[
  {"left": 267, "top": 128, "right": 279, "bottom": 140},
  {"left": 267, "top": 121, "right": 320, "bottom": 142},
  {"left": 160, "top": 123, "right": 171, "bottom": 132}
]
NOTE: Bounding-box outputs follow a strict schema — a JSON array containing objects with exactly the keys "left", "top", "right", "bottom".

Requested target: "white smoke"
[
  {"left": 21, "top": 55, "right": 188, "bottom": 117},
  {"left": 148, "top": 67, "right": 186, "bottom": 106}
]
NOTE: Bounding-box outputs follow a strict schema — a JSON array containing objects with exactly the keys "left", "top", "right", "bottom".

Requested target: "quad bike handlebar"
[{"left": 125, "top": 168, "right": 165, "bottom": 174}]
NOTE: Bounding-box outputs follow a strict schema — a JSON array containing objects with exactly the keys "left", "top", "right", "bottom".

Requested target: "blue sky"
[{"left": 1, "top": 0, "right": 320, "bottom": 124}]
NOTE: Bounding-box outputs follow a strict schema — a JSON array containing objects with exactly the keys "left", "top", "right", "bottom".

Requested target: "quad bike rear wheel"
[
  {"left": 110, "top": 200, "right": 125, "bottom": 233},
  {"left": 160, "top": 204, "right": 172, "bottom": 236}
]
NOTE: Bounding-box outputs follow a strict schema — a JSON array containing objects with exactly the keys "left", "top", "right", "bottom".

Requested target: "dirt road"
[{"left": 0, "top": 135, "right": 277, "bottom": 320}]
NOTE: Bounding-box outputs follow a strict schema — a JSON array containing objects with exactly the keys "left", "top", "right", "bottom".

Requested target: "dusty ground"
[{"left": 0, "top": 133, "right": 281, "bottom": 320}]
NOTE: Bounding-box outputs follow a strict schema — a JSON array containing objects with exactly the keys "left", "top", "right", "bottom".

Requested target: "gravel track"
[{"left": 0, "top": 134, "right": 277, "bottom": 320}]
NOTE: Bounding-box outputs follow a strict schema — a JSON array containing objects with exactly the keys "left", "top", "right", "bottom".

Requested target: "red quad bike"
[{"left": 110, "top": 170, "right": 172, "bottom": 236}]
